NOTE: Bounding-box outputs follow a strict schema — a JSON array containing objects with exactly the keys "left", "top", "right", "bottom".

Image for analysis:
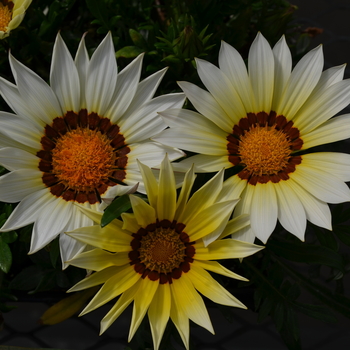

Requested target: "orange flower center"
[
  {"left": 51, "top": 128, "right": 115, "bottom": 191},
  {"left": 238, "top": 125, "right": 291, "bottom": 176},
  {"left": 129, "top": 220, "right": 195, "bottom": 284},
  {"left": 138, "top": 227, "right": 186, "bottom": 274},
  {"left": 0, "top": 1, "right": 13, "bottom": 32}
]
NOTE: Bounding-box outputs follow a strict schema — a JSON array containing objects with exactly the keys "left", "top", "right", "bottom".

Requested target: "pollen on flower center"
[
  {"left": 239, "top": 125, "right": 291, "bottom": 176},
  {"left": 52, "top": 128, "right": 115, "bottom": 191},
  {"left": 139, "top": 227, "right": 186, "bottom": 273},
  {"left": 129, "top": 220, "right": 195, "bottom": 284},
  {"left": 0, "top": 1, "right": 13, "bottom": 32}
]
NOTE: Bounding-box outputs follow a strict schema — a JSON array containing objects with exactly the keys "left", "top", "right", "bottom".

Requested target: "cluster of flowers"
[{"left": 0, "top": 11, "right": 350, "bottom": 349}]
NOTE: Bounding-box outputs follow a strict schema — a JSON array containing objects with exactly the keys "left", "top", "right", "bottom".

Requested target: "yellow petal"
[
  {"left": 81, "top": 265, "right": 139, "bottom": 315},
  {"left": 189, "top": 264, "right": 246, "bottom": 308},
  {"left": 100, "top": 280, "right": 141, "bottom": 334},
  {"left": 218, "top": 214, "right": 250, "bottom": 239},
  {"left": 148, "top": 284, "right": 171, "bottom": 350},
  {"left": 130, "top": 194, "right": 156, "bottom": 227},
  {"left": 66, "top": 224, "right": 132, "bottom": 252},
  {"left": 157, "top": 155, "right": 177, "bottom": 221},
  {"left": 129, "top": 277, "right": 159, "bottom": 341},
  {"left": 68, "top": 249, "right": 129, "bottom": 271},
  {"left": 137, "top": 159, "right": 159, "bottom": 209},
  {"left": 170, "top": 293, "right": 190, "bottom": 349},
  {"left": 171, "top": 275, "right": 214, "bottom": 334},
  {"left": 195, "top": 239, "right": 264, "bottom": 260}
]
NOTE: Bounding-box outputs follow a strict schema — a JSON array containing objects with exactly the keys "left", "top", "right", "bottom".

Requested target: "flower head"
[
  {"left": 66, "top": 156, "right": 263, "bottom": 350},
  {"left": 0, "top": 32, "right": 185, "bottom": 266},
  {"left": 155, "top": 32, "right": 350, "bottom": 243},
  {"left": 0, "top": 0, "right": 31, "bottom": 39}
]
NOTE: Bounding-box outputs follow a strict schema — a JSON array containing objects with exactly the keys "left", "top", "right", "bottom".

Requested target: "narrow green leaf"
[
  {"left": 116, "top": 46, "right": 144, "bottom": 58},
  {"left": 0, "top": 238, "right": 12, "bottom": 273},
  {"left": 294, "top": 302, "right": 337, "bottom": 323},
  {"left": 268, "top": 240, "right": 344, "bottom": 271},
  {"left": 9, "top": 266, "right": 45, "bottom": 291},
  {"left": 129, "top": 29, "right": 148, "bottom": 49},
  {"left": 101, "top": 195, "right": 132, "bottom": 227}
]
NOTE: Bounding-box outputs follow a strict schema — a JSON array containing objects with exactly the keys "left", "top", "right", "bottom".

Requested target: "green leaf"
[
  {"left": 129, "top": 29, "right": 148, "bottom": 49},
  {"left": 116, "top": 46, "right": 145, "bottom": 58},
  {"left": 85, "top": 0, "right": 110, "bottom": 30},
  {"left": 101, "top": 195, "right": 132, "bottom": 227},
  {"left": 313, "top": 226, "right": 338, "bottom": 251},
  {"left": 334, "top": 225, "right": 350, "bottom": 246},
  {"left": 9, "top": 266, "right": 45, "bottom": 291},
  {"left": 294, "top": 302, "right": 337, "bottom": 323},
  {"left": 49, "top": 237, "right": 60, "bottom": 268},
  {"left": 268, "top": 240, "right": 344, "bottom": 271},
  {"left": 1, "top": 231, "right": 18, "bottom": 244},
  {"left": 0, "top": 238, "right": 12, "bottom": 273}
]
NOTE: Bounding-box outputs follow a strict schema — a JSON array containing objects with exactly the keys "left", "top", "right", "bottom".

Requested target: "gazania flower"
[
  {"left": 154, "top": 32, "right": 350, "bottom": 243},
  {"left": 0, "top": 32, "right": 185, "bottom": 266},
  {"left": 0, "top": 0, "right": 31, "bottom": 39},
  {"left": 66, "top": 156, "right": 263, "bottom": 350}
]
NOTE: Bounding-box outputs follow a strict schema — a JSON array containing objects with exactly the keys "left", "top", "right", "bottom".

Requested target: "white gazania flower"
[
  {"left": 154, "top": 32, "right": 350, "bottom": 244},
  {"left": 0, "top": 0, "right": 31, "bottom": 39},
  {"left": 66, "top": 155, "right": 263, "bottom": 350},
  {"left": 0, "top": 32, "right": 185, "bottom": 266}
]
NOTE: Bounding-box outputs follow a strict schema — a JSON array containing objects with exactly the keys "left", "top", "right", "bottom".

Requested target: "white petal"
[
  {"left": 120, "top": 93, "right": 185, "bottom": 144},
  {"left": 153, "top": 127, "right": 228, "bottom": 155},
  {"left": 179, "top": 154, "right": 231, "bottom": 172},
  {"left": 30, "top": 199, "right": 73, "bottom": 254},
  {"left": 250, "top": 182, "right": 278, "bottom": 243},
  {"left": 312, "top": 64, "right": 346, "bottom": 96},
  {"left": 219, "top": 40, "right": 255, "bottom": 112},
  {"left": 301, "top": 152, "right": 350, "bottom": 182},
  {"left": 287, "top": 178, "right": 332, "bottom": 230},
  {"left": 0, "top": 78, "right": 44, "bottom": 127},
  {"left": 158, "top": 108, "right": 228, "bottom": 137},
  {"left": 120, "top": 68, "right": 168, "bottom": 120},
  {"left": 74, "top": 33, "right": 89, "bottom": 109},
  {"left": 0, "top": 169, "right": 45, "bottom": 202},
  {"left": 0, "top": 188, "right": 54, "bottom": 232},
  {"left": 277, "top": 45, "right": 323, "bottom": 120},
  {"left": 105, "top": 54, "right": 144, "bottom": 123},
  {"left": 0, "top": 147, "right": 39, "bottom": 171},
  {"left": 86, "top": 32, "right": 117, "bottom": 115},
  {"left": 293, "top": 79, "right": 350, "bottom": 134},
  {"left": 272, "top": 36, "right": 292, "bottom": 110},
  {"left": 196, "top": 57, "right": 246, "bottom": 125},
  {"left": 0, "top": 112, "right": 41, "bottom": 150},
  {"left": 248, "top": 32, "right": 274, "bottom": 112},
  {"left": 302, "top": 114, "right": 350, "bottom": 149},
  {"left": 50, "top": 33, "right": 80, "bottom": 112},
  {"left": 9, "top": 54, "right": 62, "bottom": 124},
  {"left": 275, "top": 181, "right": 306, "bottom": 241},
  {"left": 177, "top": 81, "right": 233, "bottom": 132},
  {"left": 290, "top": 163, "right": 350, "bottom": 203}
]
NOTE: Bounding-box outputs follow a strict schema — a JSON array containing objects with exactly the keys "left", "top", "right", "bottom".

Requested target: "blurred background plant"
[{"left": 0, "top": 1, "right": 349, "bottom": 350}]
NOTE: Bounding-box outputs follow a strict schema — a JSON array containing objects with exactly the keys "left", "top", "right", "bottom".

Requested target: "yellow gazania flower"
[
  {"left": 155, "top": 32, "right": 350, "bottom": 244},
  {"left": 66, "top": 156, "right": 263, "bottom": 350},
  {"left": 0, "top": 32, "right": 185, "bottom": 267},
  {"left": 0, "top": 0, "right": 31, "bottom": 39}
]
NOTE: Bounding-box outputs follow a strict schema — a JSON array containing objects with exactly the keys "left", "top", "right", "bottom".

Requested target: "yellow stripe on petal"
[
  {"left": 190, "top": 264, "right": 246, "bottom": 308},
  {"left": 68, "top": 249, "right": 129, "bottom": 271},
  {"left": 218, "top": 214, "right": 250, "bottom": 240},
  {"left": 148, "top": 284, "right": 171, "bottom": 350},
  {"left": 100, "top": 280, "right": 141, "bottom": 335},
  {"left": 67, "top": 266, "right": 121, "bottom": 293},
  {"left": 195, "top": 239, "right": 264, "bottom": 260},
  {"left": 175, "top": 164, "right": 196, "bottom": 220},
  {"left": 81, "top": 265, "right": 140, "bottom": 316},
  {"left": 192, "top": 260, "right": 248, "bottom": 282},
  {"left": 157, "top": 155, "right": 176, "bottom": 221},
  {"left": 186, "top": 200, "right": 236, "bottom": 241},
  {"left": 171, "top": 275, "right": 214, "bottom": 334},
  {"left": 178, "top": 169, "right": 224, "bottom": 224},
  {"left": 137, "top": 159, "right": 158, "bottom": 209},
  {"left": 66, "top": 225, "right": 132, "bottom": 252},
  {"left": 129, "top": 277, "right": 159, "bottom": 341},
  {"left": 130, "top": 194, "right": 156, "bottom": 227},
  {"left": 170, "top": 292, "right": 190, "bottom": 350}
]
